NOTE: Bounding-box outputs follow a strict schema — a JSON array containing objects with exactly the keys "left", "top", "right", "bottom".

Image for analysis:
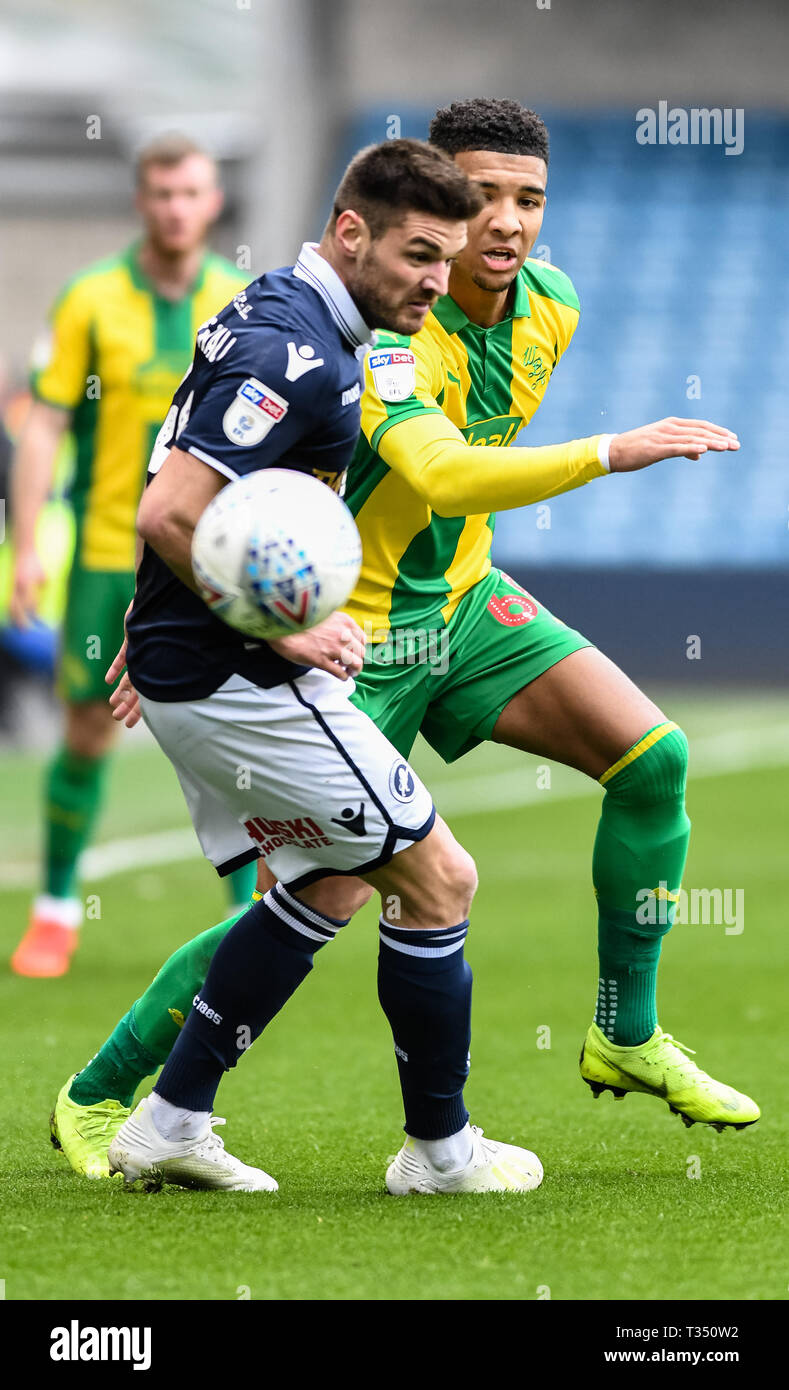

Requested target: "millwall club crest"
[
  {"left": 368, "top": 348, "right": 416, "bottom": 402},
  {"left": 223, "top": 378, "right": 289, "bottom": 447},
  {"left": 389, "top": 760, "right": 416, "bottom": 803}
]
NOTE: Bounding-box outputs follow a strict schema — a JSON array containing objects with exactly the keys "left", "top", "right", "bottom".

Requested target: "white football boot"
[
  {"left": 386, "top": 1125, "right": 543, "bottom": 1195},
  {"left": 107, "top": 1096, "right": 278, "bottom": 1192}
]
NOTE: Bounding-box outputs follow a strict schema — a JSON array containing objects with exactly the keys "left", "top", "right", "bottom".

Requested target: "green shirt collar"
[
  {"left": 124, "top": 241, "right": 208, "bottom": 298},
  {"left": 432, "top": 266, "right": 532, "bottom": 336}
]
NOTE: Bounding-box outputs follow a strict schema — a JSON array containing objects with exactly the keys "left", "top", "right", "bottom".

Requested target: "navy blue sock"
[
  {"left": 377, "top": 918, "right": 472, "bottom": 1140},
  {"left": 155, "top": 885, "right": 348, "bottom": 1113}
]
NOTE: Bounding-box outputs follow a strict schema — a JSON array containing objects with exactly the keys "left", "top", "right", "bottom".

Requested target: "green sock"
[
  {"left": 68, "top": 912, "right": 245, "bottom": 1107},
  {"left": 44, "top": 745, "right": 108, "bottom": 898},
  {"left": 592, "top": 723, "right": 691, "bottom": 1046},
  {"left": 70, "top": 1008, "right": 159, "bottom": 1108},
  {"left": 225, "top": 860, "right": 258, "bottom": 908}
]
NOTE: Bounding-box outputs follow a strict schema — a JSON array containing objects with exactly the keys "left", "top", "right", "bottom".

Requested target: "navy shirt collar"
[{"left": 293, "top": 242, "right": 376, "bottom": 352}]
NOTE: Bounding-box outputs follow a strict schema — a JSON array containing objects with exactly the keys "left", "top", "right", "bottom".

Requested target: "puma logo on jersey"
[{"left": 285, "top": 342, "right": 325, "bottom": 381}]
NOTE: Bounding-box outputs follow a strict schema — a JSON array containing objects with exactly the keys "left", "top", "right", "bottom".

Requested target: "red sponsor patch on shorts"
[
  {"left": 243, "top": 814, "right": 333, "bottom": 856},
  {"left": 487, "top": 592, "right": 539, "bottom": 626}
]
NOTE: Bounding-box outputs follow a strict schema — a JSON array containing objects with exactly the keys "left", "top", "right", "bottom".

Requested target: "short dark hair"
[
  {"left": 135, "top": 132, "right": 217, "bottom": 187},
  {"left": 331, "top": 138, "right": 485, "bottom": 240},
  {"left": 429, "top": 98, "right": 549, "bottom": 165}
]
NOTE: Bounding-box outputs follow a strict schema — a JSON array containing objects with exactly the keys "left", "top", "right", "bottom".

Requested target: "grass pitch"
[{"left": 0, "top": 691, "right": 786, "bottom": 1301}]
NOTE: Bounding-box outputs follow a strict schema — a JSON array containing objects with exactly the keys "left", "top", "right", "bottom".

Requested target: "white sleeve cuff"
[{"left": 597, "top": 433, "right": 616, "bottom": 472}]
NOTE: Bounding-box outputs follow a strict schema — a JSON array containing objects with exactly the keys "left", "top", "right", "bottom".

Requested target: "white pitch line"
[
  {"left": 1, "top": 724, "right": 788, "bottom": 890},
  {"left": 433, "top": 724, "right": 789, "bottom": 817}
]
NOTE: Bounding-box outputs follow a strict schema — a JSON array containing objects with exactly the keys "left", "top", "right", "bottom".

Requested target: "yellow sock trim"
[
  {"left": 599, "top": 721, "right": 679, "bottom": 786},
  {"left": 251, "top": 889, "right": 264, "bottom": 902}
]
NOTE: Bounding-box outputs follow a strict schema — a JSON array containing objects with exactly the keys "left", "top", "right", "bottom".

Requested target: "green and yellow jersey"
[
  {"left": 30, "top": 245, "right": 247, "bottom": 571},
  {"left": 345, "top": 257, "right": 608, "bottom": 635}
]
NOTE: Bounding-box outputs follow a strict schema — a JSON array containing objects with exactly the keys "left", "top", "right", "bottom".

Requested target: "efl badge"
[
  {"left": 222, "top": 378, "right": 289, "bottom": 447},
  {"left": 368, "top": 348, "right": 416, "bottom": 402}
]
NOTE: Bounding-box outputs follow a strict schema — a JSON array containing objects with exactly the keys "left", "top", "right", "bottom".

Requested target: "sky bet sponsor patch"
[
  {"left": 368, "top": 347, "right": 416, "bottom": 402},
  {"left": 222, "top": 377, "right": 289, "bottom": 447}
]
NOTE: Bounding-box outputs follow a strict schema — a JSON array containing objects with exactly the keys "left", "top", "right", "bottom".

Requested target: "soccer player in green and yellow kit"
[
  {"left": 9, "top": 134, "right": 252, "bottom": 978},
  {"left": 51, "top": 101, "right": 757, "bottom": 1184}
]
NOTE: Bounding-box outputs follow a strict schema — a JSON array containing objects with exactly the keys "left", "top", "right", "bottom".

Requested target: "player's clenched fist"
[
  {"left": 268, "top": 610, "right": 367, "bottom": 680},
  {"left": 608, "top": 417, "right": 740, "bottom": 471}
]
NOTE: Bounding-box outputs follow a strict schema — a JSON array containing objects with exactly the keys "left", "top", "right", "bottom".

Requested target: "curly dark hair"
[
  {"left": 331, "top": 138, "right": 485, "bottom": 239},
  {"left": 429, "top": 98, "right": 549, "bottom": 165}
]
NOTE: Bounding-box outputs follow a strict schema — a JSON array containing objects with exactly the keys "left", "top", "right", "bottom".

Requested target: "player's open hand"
[
  {"left": 608, "top": 418, "right": 740, "bottom": 471},
  {"left": 108, "top": 669, "right": 142, "bottom": 727},
  {"left": 268, "top": 611, "right": 366, "bottom": 681},
  {"left": 105, "top": 600, "right": 141, "bottom": 725}
]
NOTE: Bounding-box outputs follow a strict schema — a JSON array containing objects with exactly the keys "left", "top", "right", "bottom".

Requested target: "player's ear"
[{"left": 334, "top": 210, "right": 368, "bottom": 259}]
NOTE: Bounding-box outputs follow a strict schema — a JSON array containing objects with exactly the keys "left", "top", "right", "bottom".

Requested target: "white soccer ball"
[{"left": 191, "top": 468, "right": 362, "bottom": 640}]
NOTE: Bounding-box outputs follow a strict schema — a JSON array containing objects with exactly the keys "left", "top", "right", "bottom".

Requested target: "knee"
[
  {"left": 445, "top": 841, "right": 479, "bottom": 914},
  {"left": 655, "top": 722, "right": 689, "bottom": 797},
  {"left": 65, "top": 701, "right": 116, "bottom": 758},
  {"left": 419, "top": 837, "right": 478, "bottom": 923},
  {"left": 297, "top": 876, "right": 373, "bottom": 922},
  {"left": 606, "top": 723, "right": 689, "bottom": 805}
]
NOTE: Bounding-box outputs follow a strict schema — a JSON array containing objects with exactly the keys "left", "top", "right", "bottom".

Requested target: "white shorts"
[{"left": 138, "top": 670, "right": 435, "bottom": 890}]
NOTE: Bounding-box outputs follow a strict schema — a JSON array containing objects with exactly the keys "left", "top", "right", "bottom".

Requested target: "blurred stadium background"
[{"left": 0, "top": 0, "right": 786, "bottom": 1302}]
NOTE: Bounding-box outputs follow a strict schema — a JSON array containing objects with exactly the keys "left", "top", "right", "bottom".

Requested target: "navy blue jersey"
[{"left": 126, "top": 243, "right": 374, "bottom": 701}]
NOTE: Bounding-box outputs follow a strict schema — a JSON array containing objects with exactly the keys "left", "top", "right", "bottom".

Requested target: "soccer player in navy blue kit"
[{"left": 106, "top": 140, "right": 544, "bottom": 1193}]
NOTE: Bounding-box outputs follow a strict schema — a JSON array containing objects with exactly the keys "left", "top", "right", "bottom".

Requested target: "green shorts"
[
  {"left": 350, "top": 567, "right": 592, "bottom": 763},
  {"left": 58, "top": 563, "right": 135, "bottom": 703}
]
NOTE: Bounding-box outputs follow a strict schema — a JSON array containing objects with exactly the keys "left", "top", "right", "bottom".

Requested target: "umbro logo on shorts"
[
  {"left": 389, "top": 761, "right": 416, "bottom": 803},
  {"left": 330, "top": 804, "right": 367, "bottom": 837}
]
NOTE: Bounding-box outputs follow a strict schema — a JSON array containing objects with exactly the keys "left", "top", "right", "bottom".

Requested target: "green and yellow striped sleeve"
[{"left": 30, "top": 278, "right": 94, "bottom": 412}]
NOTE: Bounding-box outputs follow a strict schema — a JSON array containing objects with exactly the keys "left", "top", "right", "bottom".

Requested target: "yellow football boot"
[
  {"left": 580, "top": 1023, "right": 760, "bottom": 1130},
  {"left": 50, "top": 1074, "right": 131, "bottom": 1178}
]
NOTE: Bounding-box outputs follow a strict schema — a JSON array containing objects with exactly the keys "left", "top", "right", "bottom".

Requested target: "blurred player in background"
[{"left": 9, "top": 134, "right": 252, "bottom": 978}]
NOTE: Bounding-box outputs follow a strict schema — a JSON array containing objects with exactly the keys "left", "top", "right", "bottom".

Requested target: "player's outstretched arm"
[
  {"left": 608, "top": 417, "right": 739, "bottom": 470},
  {"left": 376, "top": 411, "right": 738, "bottom": 518}
]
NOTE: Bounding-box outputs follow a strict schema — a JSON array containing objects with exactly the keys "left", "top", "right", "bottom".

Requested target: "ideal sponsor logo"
[
  {"left": 461, "top": 414, "right": 522, "bottom": 447},
  {"left": 50, "top": 1320, "right": 151, "bottom": 1371},
  {"left": 522, "top": 345, "right": 548, "bottom": 388},
  {"left": 243, "top": 814, "right": 333, "bottom": 856},
  {"left": 233, "top": 289, "right": 253, "bottom": 319}
]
